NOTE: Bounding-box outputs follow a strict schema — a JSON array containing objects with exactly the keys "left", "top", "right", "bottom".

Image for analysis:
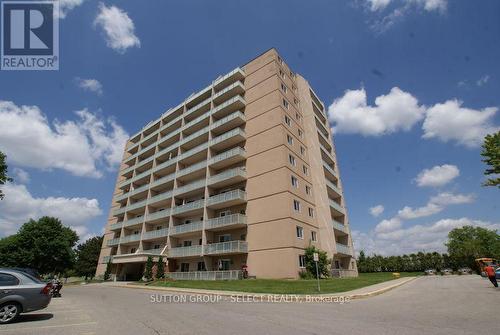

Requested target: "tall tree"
[
  {"left": 446, "top": 225, "right": 500, "bottom": 271},
  {"left": 156, "top": 256, "right": 165, "bottom": 279},
  {"left": 480, "top": 131, "right": 500, "bottom": 187},
  {"left": 144, "top": 256, "right": 154, "bottom": 281},
  {"left": 103, "top": 259, "right": 112, "bottom": 280},
  {"left": 74, "top": 236, "right": 104, "bottom": 280},
  {"left": 0, "top": 217, "right": 79, "bottom": 274},
  {"left": 0, "top": 151, "right": 13, "bottom": 200}
]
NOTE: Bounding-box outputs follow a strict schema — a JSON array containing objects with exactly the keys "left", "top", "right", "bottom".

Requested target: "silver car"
[{"left": 0, "top": 269, "right": 52, "bottom": 324}]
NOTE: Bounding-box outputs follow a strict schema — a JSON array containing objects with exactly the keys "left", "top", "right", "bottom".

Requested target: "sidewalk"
[{"left": 108, "top": 276, "right": 419, "bottom": 301}]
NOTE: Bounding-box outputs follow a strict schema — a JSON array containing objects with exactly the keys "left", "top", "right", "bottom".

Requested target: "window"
[
  {"left": 130, "top": 248, "right": 136, "bottom": 254},
  {"left": 154, "top": 244, "right": 161, "bottom": 249},
  {"left": 296, "top": 226, "right": 304, "bottom": 239},
  {"left": 183, "top": 240, "right": 192, "bottom": 247},
  {"left": 219, "top": 234, "right": 231, "bottom": 242},
  {"left": 308, "top": 208, "right": 314, "bottom": 218},
  {"left": 287, "top": 134, "right": 293, "bottom": 145},
  {"left": 197, "top": 262, "right": 206, "bottom": 271},
  {"left": 299, "top": 255, "right": 306, "bottom": 268},
  {"left": 279, "top": 69, "right": 285, "bottom": 78},
  {"left": 285, "top": 115, "right": 291, "bottom": 126},
  {"left": 300, "top": 146, "right": 305, "bottom": 156},
  {"left": 283, "top": 98, "right": 289, "bottom": 109},
  {"left": 289, "top": 154, "right": 296, "bottom": 166},
  {"left": 293, "top": 199, "right": 301, "bottom": 212},
  {"left": 181, "top": 263, "right": 190, "bottom": 272},
  {"left": 311, "top": 231, "right": 317, "bottom": 241},
  {"left": 291, "top": 175, "right": 299, "bottom": 188},
  {"left": 0, "top": 273, "right": 19, "bottom": 286},
  {"left": 298, "top": 129, "right": 303, "bottom": 138},
  {"left": 302, "top": 165, "right": 309, "bottom": 175},
  {"left": 306, "top": 185, "right": 312, "bottom": 195},
  {"left": 281, "top": 82, "right": 287, "bottom": 93}
]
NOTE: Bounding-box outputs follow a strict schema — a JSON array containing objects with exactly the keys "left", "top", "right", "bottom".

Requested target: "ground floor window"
[
  {"left": 197, "top": 262, "right": 206, "bottom": 271},
  {"left": 180, "top": 263, "right": 190, "bottom": 272},
  {"left": 299, "top": 255, "right": 306, "bottom": 268}
]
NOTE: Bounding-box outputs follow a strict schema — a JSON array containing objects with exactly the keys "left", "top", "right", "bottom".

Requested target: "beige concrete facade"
[{"left": 96, "top": 49, "right": 357, "bottom": 280}]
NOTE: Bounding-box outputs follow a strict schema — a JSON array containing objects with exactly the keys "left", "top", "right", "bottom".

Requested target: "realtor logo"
[{"left": 1, "top": 0, "right": 59, "bottom": 70}]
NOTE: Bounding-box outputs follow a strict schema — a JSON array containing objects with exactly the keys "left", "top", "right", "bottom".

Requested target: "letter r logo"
[{"left": 2, "top": 2, "right": 53, "bottom": 55}]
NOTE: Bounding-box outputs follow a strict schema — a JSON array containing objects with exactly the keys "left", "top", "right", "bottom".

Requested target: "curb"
[{"left": 108, "top": 276, "right": 418, "bottom": 302}]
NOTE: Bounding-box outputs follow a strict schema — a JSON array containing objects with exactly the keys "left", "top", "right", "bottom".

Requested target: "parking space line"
[{"left": 0, "top": 321, "right": 97, "bottom": 332}]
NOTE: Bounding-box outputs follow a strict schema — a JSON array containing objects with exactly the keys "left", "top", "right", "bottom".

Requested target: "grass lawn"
[{"left": 148, "top": 272, "right": 420, "bottom": 294}]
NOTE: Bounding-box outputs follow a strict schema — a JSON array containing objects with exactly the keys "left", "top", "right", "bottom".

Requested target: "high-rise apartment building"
[{"left": 96, "top": 49, "right": 357, "bottom": 280}]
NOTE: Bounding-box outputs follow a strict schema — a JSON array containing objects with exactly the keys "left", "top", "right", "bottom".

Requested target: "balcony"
[
  {"left": 109, "top": 222, "right": 123, "bottom": 231},
  {"left": 107, "top": 237, "right": 121, "bottom": 246},
  {"left": 148, "top": 190, "right": 174, "bottom": 206},
  {"left": 102, "top": 255, "right": 113, "bottom": 264},
  {"left": 185, "top": 96, "right": 211, "bottom": 119},
  {"left": 167, "top": 270, "right": 242, "bottom": 281},
  {"left": 149, "top": 172, "right": 176, "bottom": 189},
  {"left": 113, "top": 198, "right": 148, "bottom": 216},
  {"left": 169, "top": 221, "right": 203, "bottom": 236},
  {"left": 213, "top": 67, "right": 245, "bottom": 91},
  {"left": 323, "top": 162, "right": 338, "bottom": 181},
  {"left": 142, "top": 228, "right": 169, "bottom": 240},
  {"left": 207, "top": 189, "right": 247, "bottom": 209},
  {"left": 120, "top": 234, "right": 141, "bottom": 244},
  {"left": 115, "top": 183, "right": 149, "bottom": 202},
  {"left": 211, "top": 111, "right": 245, "bottom": 135},
  {"left": 212, "top": 95, "right": 246, "bottom": 118},
  {"left": 141, "top": 248, "right": 164, "bottom": 255},
  {"left": 212, "top": 81, "right": 245, "bottom": 105},
  {"left": 326, "top": 179, "right": 342, "bottom": 198},
  {"left": 208, "top": 167, "right": 246, "bottom": 188},
  {"left": 171, "top": 199, "right": 204, "bottom": 216},
  {"left": 329, "top": 199, "right": 345, "bottom": 215},
  {"left": 209, "top": 147, "right": 246, "bottom": 169},
  {"left": 122, "top": 216, "right": 144, "bottom": 228},
  {"left": 210, "top": 128, "right": 246, "bottom": 151},
  {"left": 176, "top": 143, "right": 209, "bottom": 164},
  {"left": 205, "top": 214, "right": 247, "bottom": 231},
  {"left": 174, "top": 179, "right": 206, "bottom": 198},
  {"left": 332, "top": 220, "right": 348, "bottom": 234},
  {"left": 168, "top": 245, "right": 202, "bottom": 258},
  {"left": 204, "top": 240, "right": 248, "bottom": 255},
  {"left": 145, "top": 208, "right": 171, "bottom": 223},
  {"left": 336, "top": 243, "right": 352, "bottom": 256},
  {"left": 176, "top": 160, "right": 207, "bottom": 180}
]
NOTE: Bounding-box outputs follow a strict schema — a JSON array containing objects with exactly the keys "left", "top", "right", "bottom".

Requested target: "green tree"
[
  {"left": 481, "top": 131, "right": 500, "bottom": 187},
  {"left": 446, "top": 225, "right": 500, "bottom": 271},
  {"left": 156, "top": 256, "right": 165, "bottom": 279},
  {"left": 103, "top": 259, "right": 112, "bottom": 281},
  {"left": 74, "top": 236, "right": 104, "bottom": 280},
  {"left": 304, "top": 246, "right": 329, "bottom": 278},
  {"left": 0, "top": 151, "right": 13, "bottom": 200},
  {"left": 0, "top": 217, "right": 78, "bottom": 274},
  {"left": 144, "top": 256, "right": 154, "bottom": 281}
]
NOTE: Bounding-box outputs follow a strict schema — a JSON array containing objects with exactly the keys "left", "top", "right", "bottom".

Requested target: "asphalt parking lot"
[{"left": 1, "top": 275, "right": 498, "bottom": 335}]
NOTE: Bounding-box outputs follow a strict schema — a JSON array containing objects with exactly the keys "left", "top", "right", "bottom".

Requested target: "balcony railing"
[
  {"left": 205, "top": 214, "right": 247, "bottom": 230},
  {"left": 142, "top": 228, "right": 169, "bottom": 240},
  {"left": 208, "top": 167, "right": 246, "bottom": 185},
  {"left": 176, "top": 160, "right": 207, "bottom": 178},
  {"left": 174, "top": 179, "right": 206, "bottom": 196},
  {"left": 113, "top": 198, "right": 148, "bottom": 216},
  {"left": 109, "top": 222, "right": 123, "bottom": 231},
  {"left": 122, "top": 216, "right": 144, "bottom": 228},
  {"left": 336, "top": 243, "right": 352, "bottom": 255},
  {"left": 107, "top": 238, "right": 121, "bottom": 246},
  {"left": 323, "top": 162, "right": 337, "bottom": 179},
  {"left": 169, "top": 221, "right": 203, "bottom": 235},
  {"left": 172, "top": 199, "right": 204, "bottom": 215},
  {"left": 332, "top": 220, "right": 348, "bottom": 233},
  {"left": 210, "top": 128, "right": 245, "bottom": 147},
  {"left": 141, "top": 248, "right": 164, "bottom": 255},
  {"left": 209, "top": 147, "right": 246, "bottom": 166},
  {"left": 148, "top": 190, "right": 174, "bottom": 205},
  {"left": 120, "top": 234, "right": 141, "bottom": 244},
  {"left": 168, "top": 245, "right": 203, "bottom": 258},
  {"left": 204, "top": 240, "right": 248, "bottom": 255},
  {"left": 207, "top": 189, "right": 246, "bottom": 206},
  {"left": 167, "top": 270, "right": 242, "bottom": 281},
  {"left": 326, "top": 179, "right": 342, "bottom": 196},
  {"left": 329, "top": 199, "right": 345, "bottom": 214},
  {"left": 102, "top": 255, "right": 113, "bottom": 263},
  {"left": 145, "top": 208, "right": 171, "bottom": 222}
]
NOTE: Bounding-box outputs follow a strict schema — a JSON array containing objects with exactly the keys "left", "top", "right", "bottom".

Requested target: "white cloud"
[
  {"left": 375, "top": 191, "right": 475, "bottom": 231},
  {"left": 0, "top": 100, "right": 128, "bottom": 178},
  {"left": 75, "top": 77, "right": 103, "bottom": 95},
  {"left": 367, "top": 0, "right": 447, "bottom": 33},
  {"left": 369, "top": 205, "right": 385, "bottom": 217},
  {"left": 415, "top": 164, "right": 459, "bottom": 187},
  {"left": 328, "top": 87, "right": 425, "bottom": 136},
  {"left": 57, "top": 0, "right": 86, "bottom": 19},
  {"left": 94, "top": 3, "right": 140, "bottom": 54},
  {"left": 476, "top": 75, "right": 490, "bottom": 87},
  {"left": 12, "top": 168, "right": 30, "bottom": 184},
  {"left": 422, "top": 99, "right": 499, "bottom": 148},
  {"left": 0, "top": 183, "right": 102, "bottom": 239},
  {"left": 354, "top": 217, "right": 500, "bottom": 256}
]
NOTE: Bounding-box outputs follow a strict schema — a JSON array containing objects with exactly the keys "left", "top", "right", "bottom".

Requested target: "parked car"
[
  {"left": 424, "top": 269, "right": 436, "bottom": 275},
  {"left": 458, "top": 268, "right": 472, "bottom": 275},
  {"left": 441, "top": 268, "right": 453, "bottom": 275},
  {"left": 496, "top": 266, "right": 500, "bottom": 279},
  {"left": 0, "top": 268, "right": 52, "bottom": 324}
]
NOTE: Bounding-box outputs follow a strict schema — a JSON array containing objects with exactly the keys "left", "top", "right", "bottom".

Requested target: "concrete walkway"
[{"left": 108, "top": 276, "right": 418, "bottom": 300}]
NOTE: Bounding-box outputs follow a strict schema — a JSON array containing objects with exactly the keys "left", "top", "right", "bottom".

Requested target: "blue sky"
[{"left": 0, "top": 0, "right": 498, "bottom": 254}]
